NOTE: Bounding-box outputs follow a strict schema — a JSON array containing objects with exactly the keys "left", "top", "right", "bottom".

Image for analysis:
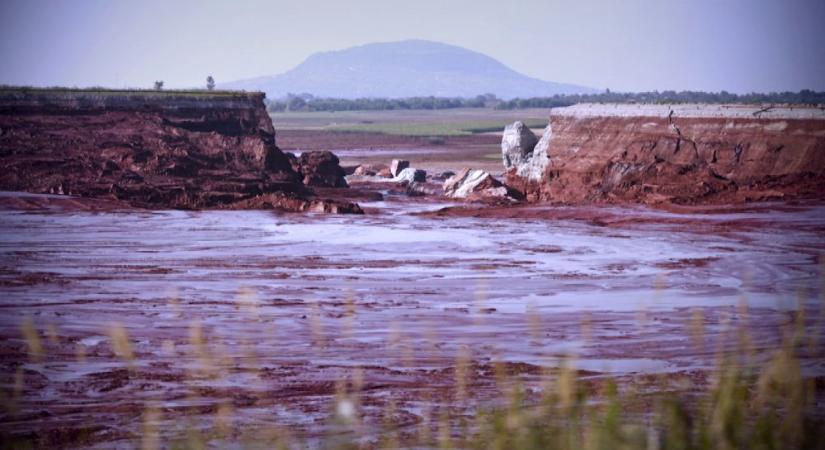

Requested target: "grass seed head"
[{"left": 20, "top": 317, "right": 43, "bottom": 362}]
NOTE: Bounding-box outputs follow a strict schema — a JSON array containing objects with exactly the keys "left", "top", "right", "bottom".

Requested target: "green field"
[{"left": 270, "top": 108, "right": 550, "bottom": 136}]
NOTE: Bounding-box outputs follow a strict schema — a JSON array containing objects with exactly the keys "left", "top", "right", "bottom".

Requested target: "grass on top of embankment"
[{"left": 0, "top": 85, "right": 260, "bottom": 99}]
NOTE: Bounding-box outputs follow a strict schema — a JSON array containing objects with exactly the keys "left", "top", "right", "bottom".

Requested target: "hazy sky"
[{"left": 1, "top": 0, "right": 823, "bottom": 93}]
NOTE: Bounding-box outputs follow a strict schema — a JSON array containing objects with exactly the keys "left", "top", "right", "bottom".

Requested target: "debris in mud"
[
  {"left": 232, "top": 192, "right": 364, "bottom": 214},
  {"left": 392, "top": 167, "right": 427, "bottom": 183},
  {"left": 443, "top": 168, "right": 519, "bottom": 202},
  {"left": 353, "top": 163, "right": 391, "bottom": 177},
  {"left": 287, "top": 150, "right": 349, "bottom": 188},
  {"left": 390, "top": 159, "right": 410, "bottom": 177}
]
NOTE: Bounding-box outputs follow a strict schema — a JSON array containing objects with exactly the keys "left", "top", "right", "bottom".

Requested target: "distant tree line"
[
  {"left": 493, "top": 89, "right": 825, "bottom": 110},
  {"left": 267, "top": 90, "right": 825, "bottom": 112},
  {"left": 267, "top": 93, "right": 494, "bottom": 112}
]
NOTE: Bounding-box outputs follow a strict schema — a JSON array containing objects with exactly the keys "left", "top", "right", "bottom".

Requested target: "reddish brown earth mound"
[
  {"left": 287, "top": 150, "right": 348, "bottom": 187},
  {"left": 0, "top": 89, "right": 361, "bottom": 213},
  {"left": 507, "top": 104, "right": 825, "bottom": 205}
]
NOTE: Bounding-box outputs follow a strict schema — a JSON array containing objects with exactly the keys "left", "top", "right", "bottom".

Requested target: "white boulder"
[
  {"left": 390, "top": 159, "right": 410, "bottom": 177},
  {"left": 392, "top": 167, "right": 427, "bottom": 183},
  {"left": 443, "top": 168, "right": 510, "bottom": 199},
  {"left": 501, "top": 121, "right": 538, "bottom": 169}
]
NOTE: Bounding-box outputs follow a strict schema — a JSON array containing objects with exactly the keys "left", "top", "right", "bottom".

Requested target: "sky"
[{"left": 1, "top": 0, "right": 823, "bottom": 93}]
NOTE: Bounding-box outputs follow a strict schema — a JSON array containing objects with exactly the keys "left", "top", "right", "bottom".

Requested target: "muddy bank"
[
  {"left": 505, "top": 104, "right": 825, "bottom": 205},
  {"left": 0, "top": 88, "right": 360, "bottom": 213},
  {"left": 421, "top": 200, "right": 825, "bottom": 230},
  {"left": 1, "top": 196, "right": 823, "bottom": 447}
]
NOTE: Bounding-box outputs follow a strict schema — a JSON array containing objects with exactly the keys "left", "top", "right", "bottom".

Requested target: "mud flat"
[{"left": 1, "top": 190, "right": 823, "bottom": 447}]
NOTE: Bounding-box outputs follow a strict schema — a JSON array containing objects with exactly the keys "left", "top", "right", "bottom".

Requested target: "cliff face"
[
  {"left": 0, "top": 89, "right": 359, "bottom": 212},
  {"left": 506, "top": 104, "right": 825, "bottom": 204}
]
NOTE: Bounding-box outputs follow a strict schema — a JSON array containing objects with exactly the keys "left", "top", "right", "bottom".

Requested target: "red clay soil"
[
  {"left": 0, "top": 90, "right": 361, "bottom": 213},
  {"left": 507, "top": 113, "right": 825, "bottom": 205}
]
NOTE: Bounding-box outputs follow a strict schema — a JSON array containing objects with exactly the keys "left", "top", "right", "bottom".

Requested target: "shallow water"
[{"left": 0, "top": 198, "right": 823, "bottom": 445}]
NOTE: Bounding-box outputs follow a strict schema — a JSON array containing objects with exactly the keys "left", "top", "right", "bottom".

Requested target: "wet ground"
[{"left": 0, "top": 192, "right": 824, "bottom": 447}]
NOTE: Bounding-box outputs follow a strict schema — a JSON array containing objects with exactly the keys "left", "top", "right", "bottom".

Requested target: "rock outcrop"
[
  {"left": 392, "top": 167, "right": 427, "bottom": 183},
  {"left": 353, "top": 163, "right": 390, "bottom": 177},
  {"left": 501, "top": 121, "right": 538, "bottom": 169},
  {"left": 231, "top": 193, "right": 363, "bottom": 214},
  {"left": 443, "top": 168, "right": 515, "bottom": 201},
  {"left": 390, "top": 159, "right": 410, "bottom": 177},
  {"left": 288, "top": 151, "right": 348, "bottom": 187},
  {"left": 0, "top": 88, "right": 360, "bottom": 212},
  {"left": 505, "top": 104, "right": 825, "bottom": 204}
]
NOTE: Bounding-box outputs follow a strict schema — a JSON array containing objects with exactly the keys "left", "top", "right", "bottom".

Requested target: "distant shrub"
[{"left": 265, "top": 90, "right": 825, "bottom": 113}]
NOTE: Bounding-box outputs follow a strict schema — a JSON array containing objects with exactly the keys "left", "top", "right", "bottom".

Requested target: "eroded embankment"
[
  {"left": 0, "top": 88, "right": 360, "bottom": 213},
  {"left": 505, "top": 104, "right": 825, "bottom": 205}
]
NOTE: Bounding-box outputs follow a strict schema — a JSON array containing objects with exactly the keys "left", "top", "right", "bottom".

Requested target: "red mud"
[
  {"left": 1, "top": 193, "right": 823, "bottom": 447},
  {"left": 1, "top": 100, "right": 825, "bottom": 447}
]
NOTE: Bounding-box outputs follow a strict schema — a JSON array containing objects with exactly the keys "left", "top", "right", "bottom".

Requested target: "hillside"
[{"left": 222, "top": 40, "right": 594, "bottom": 99}]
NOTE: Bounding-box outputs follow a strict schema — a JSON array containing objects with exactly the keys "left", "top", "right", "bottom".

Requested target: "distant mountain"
[{"left": 222, "top": 40, "right": 595, "bottom": 99}]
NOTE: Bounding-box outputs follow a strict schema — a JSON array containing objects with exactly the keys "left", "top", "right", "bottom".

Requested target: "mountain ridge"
[{"left": 222, "top": 40, "right": 595, "bottom": 99}]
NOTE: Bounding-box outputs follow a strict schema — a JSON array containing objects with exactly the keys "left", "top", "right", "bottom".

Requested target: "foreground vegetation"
[
  {"left": 3, "top": 291, "right": 822, "bottom": 449},
  {"left": 183, "top": 300, "right": 824, "bottom": 449}
]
